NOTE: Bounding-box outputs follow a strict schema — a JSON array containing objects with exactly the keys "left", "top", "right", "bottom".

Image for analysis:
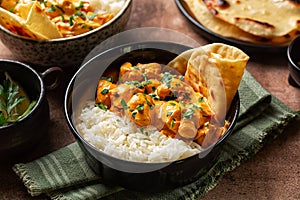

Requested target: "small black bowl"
[
  {"left": 64, "top": 42, "right": 240, "bottom": 192},
  {"left": 0, "top": 59, "right": 61, "bottom": 162},
  {"left": 287, "top": 36, "right": 300, "bottom": 88}
]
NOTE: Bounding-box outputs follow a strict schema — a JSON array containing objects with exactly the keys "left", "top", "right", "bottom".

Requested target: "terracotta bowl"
[
  {"left": 287, "top": 36, "right": 300, "bottom": 88},
  {"left": 0, "top": 0, "right": 132, "bottom": 69},
  {"left": 64, "top": 42, "right": 240, "bottom": 192},
  {"left": 0, "top": 59, "right": 62, "bottom": 162}
]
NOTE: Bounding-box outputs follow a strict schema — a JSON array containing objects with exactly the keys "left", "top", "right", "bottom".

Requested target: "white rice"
[
  {"left": 77, "top": 102, "right": 203, "bottom": 163},
  {"left": 89, "top": 0, "right": 126, "bottom": 15}
]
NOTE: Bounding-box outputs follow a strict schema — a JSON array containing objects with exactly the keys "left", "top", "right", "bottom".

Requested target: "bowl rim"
[
  {"left": 0, "top": 0, "right": 132, "bottom": 43},
  {"left": 287, "top": 35, "right": 300, "bottom": 71},
  {"left": 0, "top": 59, "right": 46, "bottom": 130},
  {"left": 64, "top": 41, "right": 240, "bottom": 165}
]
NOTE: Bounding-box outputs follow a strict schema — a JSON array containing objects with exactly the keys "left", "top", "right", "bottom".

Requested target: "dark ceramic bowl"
[
  {"left": 64, "top": 42, "right": 240, "bottom": 192},
  {"left": 0, "top": 0, "right": 132, "bottom": 69},
  {"left": 0, "top": 59, "right": 62, "bottom": 161},
  {"left": 287, "top": 36, "right": 300, "bottom": 88}
]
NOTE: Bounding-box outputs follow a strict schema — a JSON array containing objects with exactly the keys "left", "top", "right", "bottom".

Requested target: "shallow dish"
[
  {"left": 175, "top": 0, "right": 287, "bottom": 54},
  {"left": 64, "top": 41, "right": 240, "bottom": 192},
  {"left": 0, "top": 0, "right": 132, "bottom": 68}
]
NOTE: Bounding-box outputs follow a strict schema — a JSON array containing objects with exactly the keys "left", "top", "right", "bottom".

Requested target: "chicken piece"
[
  {"left": 177, "top": 103, "right": 202, "bottom": 139},
  {"left": 137, "top": 63, "right": 162, "bottom": 79},
  {"left": 143, "top": 79, "right": 161, "bottom": 95},
  {"left": 110, "top": 84, "right": 136, "bottom": 113},
  {"left": 169, "top": 78, "right": 199, "bottom": 103},
  {"left": 178, "top": 119, "right": 198, "bottom": 139},
  {"left": 197, "top": 97, "right": 214, "bottom": 127},
  {"left": 127, "top": 93, "right": 154, "bottom": 127},
  {"left": 195, "top": 125, "right": 209, "bottom": 145},
  {"left": 156, "top": 84, "right": 173, "bottom": 100},
  {"left": 160, "top": 101, "right": 181, "bottom": 136},
  {"left": 119, "top": 62, "right": 143, "bottom": 82},
  {"left": 95, "top": 79, "right": 116, "bottom": 108},
  {"left": 59, "top": 0, "right": 76, "bottom": 15}
]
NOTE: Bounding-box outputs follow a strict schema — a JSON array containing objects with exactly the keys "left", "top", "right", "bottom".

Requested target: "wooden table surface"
[{"left": 1, "top": 1, "right": 300, "bottom": 199}]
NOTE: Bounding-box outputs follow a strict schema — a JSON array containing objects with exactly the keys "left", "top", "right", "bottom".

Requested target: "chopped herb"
[
  {"left": 136, "top": 104, "right": 144, "bottom": 111},
  {"left": 124, "top": 81, "right": 143, "bottom": 89},
  {"left": 101, "top": 77, "right": 114, "bottom": 82},
  {"left": 46, "top": 4, "right": 56, "bottom": 12},
  {"left": 87, "top": 12, "right": 97, "bottom": 20},
  {"left": 60, "top": 14, "right": 65, "bottom": 22},
  {"left": 144, "top": 96, "right": 154, "bottom": 109},
  {"left": 101, "top": 88, "right": 109, "bottom": 95},
  {"left": 131, "top": 110, "right": 137, "bottom": 118},
  {"left": 170, "top": 102, "right": 176, "bottom": 106},
  {"left": 39, "top": 0, "right": 47, "bottom": 6},
  {"left": 166, "top": 111, "right": 173, "bottom": 117},
  {"left": 142, "top": 73, "right": 148, "bottom": 81},
  {"left": 116, "top": 119, "right": 121, "bottom": 123},
  {"left": 170, "top": 118, "right": 176, "bottom": 128},
  {"left": 183, "top": 93, "right": 191, "bottom": 100},
  {"left": 149, "top": 93, "right": 160, "bottom": 100},
  {"left": 173, "top": 90, "right": 178, "bottom": 98},
  {"left": 204, "top": 122, "right": 209, "bottom": 127},
  {"left": 161, "top": 72, "right": 176, "bottom": 88},
  {"left": 121, "top": 99, "right": 128, "bottom": 110},
  {"left": 75, "top": 11, "right": 86, "bottom": 19},
  {"left": 183, "top": 106, "right": 195, "bottom": 120},
  {"left": 140, "top": 127, "right": 149, "bottom": 136},
  {"left": 175, "top": 83, "right": 181, "bottom": 87},
  {"left": 75, "top": 1, "right": 84, "bottom": 10},
  {"left": 133, "top": 66, "right": 140, "bottom": 70},
  {"left": 55, "top": 5, "right": 65, "bottom": 13},
  {"left": 95, "top": 103, "right": 108, "bottom": 111},
  {"left": 179, "top": 75, "right": 184, "bottom": 81},
  {"left": 69, "top": 15, "right": 75, "bottom": 26}
]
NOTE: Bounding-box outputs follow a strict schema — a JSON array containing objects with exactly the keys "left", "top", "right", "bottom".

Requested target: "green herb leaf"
[
  {"left": 121, "top": 99, "right": 128, "bottom": 110},
  {"left": 75, "top": 1, "right": 84, "bottom": 10},
  {"left": 101, "top": 88, "right": 109, "bottom": 95},
  {"left": 136, "top": 104, "right": 144, "bottom": 111},
  {"left": 0, "top": 72, "right": 32, "bottom": 126},
  {"left": 95, "top": 103, "right": 108, "bottom": 111},
  {"left": 69, "top": 15, "right": 75, "bottom": 26}
]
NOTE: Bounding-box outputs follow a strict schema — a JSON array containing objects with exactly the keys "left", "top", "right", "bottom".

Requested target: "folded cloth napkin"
[{"left": 13, "top": 70, "right": 299, "bottom": 200}]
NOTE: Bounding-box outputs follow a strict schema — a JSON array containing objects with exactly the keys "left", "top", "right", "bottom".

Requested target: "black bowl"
[
  {"left": 0, "top": 59, "right": 50, "bottom": 161},
  {"left": 64, "top": 42, "right": 240, "bottom": 192},
  {"left": 287, "top": 36, "right": 300, "bottom": 88}
]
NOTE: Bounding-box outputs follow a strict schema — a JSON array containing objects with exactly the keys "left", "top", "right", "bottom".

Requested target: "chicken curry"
[{"left": 95, "top": 62, "right": 227, "bottom": 146}]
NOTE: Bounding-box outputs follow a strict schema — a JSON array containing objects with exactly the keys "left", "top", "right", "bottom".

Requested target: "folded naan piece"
[
  {"left": 203, "top": 0, "right": 300, "bottom": 38},
  {"left": 184, "top": 0, "right": 300, "bottom": 45},
  {"left": 0, "top": 1, "right": 62, "bottom": 39},
  {"left": 168, "top": 43, "right": 249, "bottom": 123},
  {"left": 0, "top": 6, "right": 47, "bottom": 39}
]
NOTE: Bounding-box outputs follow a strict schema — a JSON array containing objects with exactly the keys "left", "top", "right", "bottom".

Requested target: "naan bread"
[
  {"left": 168, "top": 43, "right": 249, "bottom": 123},
  {"left": 0, "top": 1, "right": 62, "bottom": 39},
  {"left": 203, "top": 0, "right": 300, "bottom": 38},
  {"left": 184, "top": 0, "right": 300, "bottom": 45},
  {"left": 0, "top": 6, "right": 47, "bottom": 39}
]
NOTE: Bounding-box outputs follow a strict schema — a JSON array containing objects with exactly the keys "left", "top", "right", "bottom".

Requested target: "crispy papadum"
[
  {"left": 169, "top": 43, "right": 249, "bottom": 123},
  {"left": 203, "top": 0, "right": 300, "bottom": 38},
  {"left": 183, "top": 0, "right": 300, "bottom": 45}
]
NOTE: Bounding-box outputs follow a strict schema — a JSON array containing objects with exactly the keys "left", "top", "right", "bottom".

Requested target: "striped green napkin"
[{"left": 13, "top": 71, "right": 299, "bottom": 200}]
